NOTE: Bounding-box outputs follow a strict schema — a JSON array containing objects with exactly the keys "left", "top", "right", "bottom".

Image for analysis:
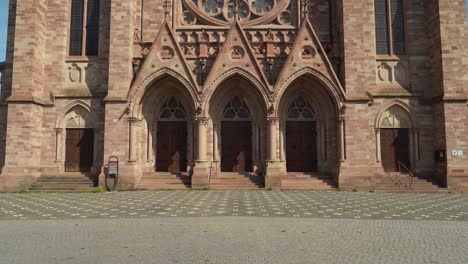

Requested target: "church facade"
[{"left": 0, "top": 0, "right": 467, "bottom": 191}]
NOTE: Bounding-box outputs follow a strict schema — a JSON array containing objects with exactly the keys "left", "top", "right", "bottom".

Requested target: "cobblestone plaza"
[
  {"left": 1, "top": 191, "right": 467, "bottom": 221},
  {"left": 1, "top": 191, "right": 467, "bottom": 263}
]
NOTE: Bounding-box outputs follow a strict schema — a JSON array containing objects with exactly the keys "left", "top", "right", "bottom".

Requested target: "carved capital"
[
  {"left": 339, "top": 103, "right": 347, "bottom": 117},
  {"left": 267, "top": 117, "right": 278, "bottom": 125},
  {"left": 54, "top": 128, "right": 63, "bottom": 134},
  {"left": 128, "top": 117, "right": 140, "bottom": 125},
  {"left": 195, "top": 117, "right": 209, "bottom": 126}
]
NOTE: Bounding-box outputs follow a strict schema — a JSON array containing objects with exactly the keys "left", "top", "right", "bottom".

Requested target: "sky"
[{"left": 0, "top": 0, "right": 467, "bottom": 62}]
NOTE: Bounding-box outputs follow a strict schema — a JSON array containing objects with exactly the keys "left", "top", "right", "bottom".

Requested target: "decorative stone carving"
[
  {"left": 64, "top": 106, "right": 92, "bottom": 128},
  {"left": 395, "top": 62, "right": 409, "bottom": 87},
  {"left": 377, "top": 62, "right": 392, "bottom": 83},
  {"left": 86, "top": 64, "right": 97, "bottom": 85},
  {"left": 231, "top": 46, "right": 245, "bottom": 59},
  {"left": 376, "top": 59, "right": 409, "bottom": 89},
  {"left": 379, "top": 105, "right": 411, "bottom": 128},
  {"left": 161, "top": 46, "right": 175, "bottom": 60},
  {"left": 287, "top": 96, "right": 316, "bottom": 120},
  {"left": 278, "top": 10, "right": 292, "bottom": 25},
  {"left": 301, "top": 46, "right": 316, "bottom": 60},
  {"left": 181, "top": 0, "right": 293, "bottom": 27},
  {"left": 69, "top": 64, "right": 81, "bottom": 83},
  {"left": 182, "top": 10, "right": 197, "bottom": 25},
  {"left": 66, "top": 61, "right": 98, "bottom": 88}
]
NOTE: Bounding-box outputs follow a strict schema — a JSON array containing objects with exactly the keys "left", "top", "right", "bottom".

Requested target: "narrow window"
[
  {"left": 374, "top": 0, "right": 405, "bottom": 55},
  {"left": 69, "top": 0, "right": 84, "bottom": 56},
  {"left": 85, "top": 0, "right": 100, "bottom": 56},
  {"left": 391, "top": 0, "right": 405, "bottom": 55}
]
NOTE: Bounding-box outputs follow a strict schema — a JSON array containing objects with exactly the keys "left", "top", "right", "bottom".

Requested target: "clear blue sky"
[{"left": 0, "top": 0, "right": 467, "bottom": 62}]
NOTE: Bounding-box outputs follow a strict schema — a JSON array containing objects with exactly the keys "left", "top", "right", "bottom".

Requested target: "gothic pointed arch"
[
  {"left": 202, "top": 67, "right": 270, "bottom": 115},
  {"left": 274, "top": 19, "right": 345, "bottom": 113},
  {"left": 56, "top": 101, "right": 96, "bottom": 129},
  {"left": 286, "top": 96, "right": 317, "bottom": 121},
  {"left": 375, "top": 100, "right": 415, "bottom": 129},
  {"left": 127, "top": 22, "right": 199, "bottom": 107},
  {"left": 202, "top": 21, "right": 270, "bottom": 99}
]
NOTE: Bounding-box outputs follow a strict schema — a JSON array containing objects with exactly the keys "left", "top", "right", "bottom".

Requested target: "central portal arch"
[
  {"left": 285, "top": 96, "right": 318, "bottom": 172},
  {"left": 221, "top": 97, "right": 253, "bottom": 172},
  {"left": 156, "top": 97, "right": 188, "bottom": 172},
  {"left": 207, "top": 76, "right": 268, "bottom": 175},
  {"left": 277, "top": 75, "right": 341, "bottom": 179}
]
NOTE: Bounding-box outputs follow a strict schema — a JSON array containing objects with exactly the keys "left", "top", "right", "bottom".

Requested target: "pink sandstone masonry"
[{"left": 0, "top": 0, "right": 467, "bottom": 192}]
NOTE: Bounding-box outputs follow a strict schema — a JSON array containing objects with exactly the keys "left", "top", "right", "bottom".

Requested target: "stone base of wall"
[
  {"left": 192, "top": 163, "right": 210, "bottom": 188},
  {"left": 0, "top": 166, "right": 42, "bottom": 191}
]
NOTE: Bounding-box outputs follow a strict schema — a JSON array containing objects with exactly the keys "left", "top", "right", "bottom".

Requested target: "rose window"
[
  {"left": 199, "top": 0, "right": 224, "bottom": 16},
  {"left": 251, "top": 0, "right": 275, "bottom": 15},
  {"left": 183, "top": 0, "right": 288, "bottom": 26}
]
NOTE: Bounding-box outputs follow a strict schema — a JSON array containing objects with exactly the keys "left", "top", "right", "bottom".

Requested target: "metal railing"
[{"left": 398, "top": 161, "right": 415, "bottom": 190}]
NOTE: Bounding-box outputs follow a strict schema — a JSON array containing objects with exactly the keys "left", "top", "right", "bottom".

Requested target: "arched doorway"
[
  {"left": 61, "top": 106, "right": 95, "bottom": 172},
  {"left": 377, "top": 104, "right": 414, "bottom": 172},
  {"left": 285, "top": 96, "right": 318, "bottom": 172},
  {"left": 221, "top": 97, "right": 253, "bottom": 172},
  {"left": 155, "top": 97, "right": 188, "bottom": 172}
]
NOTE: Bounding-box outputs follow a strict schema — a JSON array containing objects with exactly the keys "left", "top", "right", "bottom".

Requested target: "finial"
[
  {"left": 234, "top": 0, "right": 239, "bottom": 21},
  {"left": 163, "top": 0, "right": 171, "bottom": 21},
  {"left": 302, "top": 0, "right": 309, "bottom": 18}
]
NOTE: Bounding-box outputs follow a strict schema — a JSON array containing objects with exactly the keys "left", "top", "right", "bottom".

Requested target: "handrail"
[{"left": 398, "top": 161, "right": 414, "bottom": 189}]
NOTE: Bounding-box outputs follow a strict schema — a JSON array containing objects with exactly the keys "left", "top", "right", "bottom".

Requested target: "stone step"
[
  {"left": 209, "top": 186, "right": 263, "bottom": 190},
  {"left": 209, "top": 174, "right": 264, "bottom": 189},
  {"left": 280, "top": 175, "right": 336, "bottom": 190},
  {"left": 30, "top": 175, "right": 96, "bottom": 191}
]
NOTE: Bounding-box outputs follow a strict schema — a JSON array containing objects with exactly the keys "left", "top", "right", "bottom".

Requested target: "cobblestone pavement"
[
  {"left": 0, "top": 190, "right": 467, "bottom": 221},
  {"left": 0, "top": 217, "right": 467, "bottom": 264}
]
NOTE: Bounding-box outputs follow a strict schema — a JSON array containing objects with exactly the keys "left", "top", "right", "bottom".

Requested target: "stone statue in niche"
[{"left": 69, "top": 64, "right": 81, "bottom": 83}]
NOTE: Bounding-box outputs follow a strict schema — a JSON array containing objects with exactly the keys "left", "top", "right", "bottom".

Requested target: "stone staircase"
[
  {"left": 30, "top": 175, "right": 96, "bottom": 191},
  {"left": 209, "top": 172, "right": 264, "bottom": 189},
  {"left": 374, "top": 173, "right": 444, "bottom": 192},
  {"left": 281, "top": 173, "right": 336, "bottom": 190},
  {"left": 136, "top": 172, "right": 191, "bottom": 190}
]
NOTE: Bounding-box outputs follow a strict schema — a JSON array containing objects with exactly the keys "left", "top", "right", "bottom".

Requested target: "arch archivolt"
[
  {"left": 54, "top": 101, "right": 99, "bottom": 171},
  {"left": 207, "top": 76, "right": 268, "bottom": 174},
  {"left": 273, "top": 67, "right": 345, "bottom": 116},
  {"left": 128, "top": 67, "right": 199, "bottom": 116},
  {"left": 130, "top": 77, "right": 197, "bottom": 171},
  {"left": 375, "top": 100, "right": 415, "bottom": 129},
  {"left": 202, "top": 67, "right": 271, "bottom": 116},
  {"left": 276, "top": 81, "right": 341, "bottom": 176},
  {"left": 374, "top": 100, "right": 419, "bottom": 168}
]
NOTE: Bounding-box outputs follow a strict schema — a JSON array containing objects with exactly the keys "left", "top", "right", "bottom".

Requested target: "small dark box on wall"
[{"left": 434, "top": 150, "right": 446, "bottom": 162}]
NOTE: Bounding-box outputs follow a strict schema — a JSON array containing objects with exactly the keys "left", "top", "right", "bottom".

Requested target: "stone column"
[
  {"left": 375, "top": 128, "right": 381, "bottom": 163},
  {"left": 197, "top": 118, "right": 207, "bottom": 161},
  {"left": 147, "top": 123, "right": 154, "bottom": 163},
  {"left": 268, "top": 118, "right": 277, "bottom": 161},
  {"left": 339, "top": 117, "right": 346, "bottom": 162},
  {"left": 265, "top": 117, "right": 281, "bottom": 188},
  {"left": 54, "top": 128, "right": 63, "bottom": 163},
  {"left": 128, "top": 117, "right": 139, "bottom": 162},
  {"left": 192, "top": 117, "right": 210, "bottom": 188}
]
